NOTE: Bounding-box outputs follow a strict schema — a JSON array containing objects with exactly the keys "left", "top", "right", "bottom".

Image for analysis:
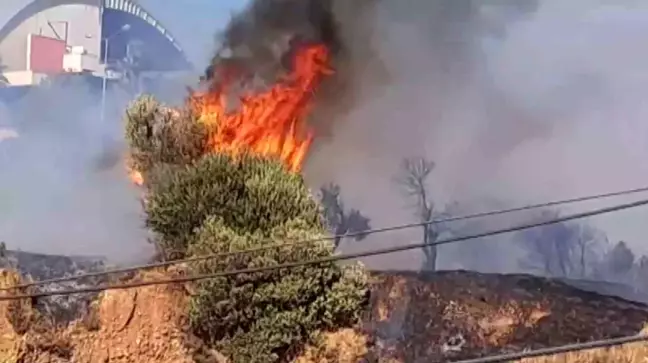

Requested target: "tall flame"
[
  {"left": 129, "top": 169, "right": 144, "bottom": 186},
  {"left": 127, "top": 43, "right": 332, "bottom": 185},
  {"left": 191, "top": 43, "right": 333, "bottom": 172}
]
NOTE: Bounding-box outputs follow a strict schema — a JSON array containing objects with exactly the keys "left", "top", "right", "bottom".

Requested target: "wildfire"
[
  {"left": 129, "top": 169, "right": 144, "bottom": 186},
  {"left": 191, "top": 43, "right": 333, "bottom": 172},
  {"left": 126, "top": 43, "right": 332, "bottom": 186}
]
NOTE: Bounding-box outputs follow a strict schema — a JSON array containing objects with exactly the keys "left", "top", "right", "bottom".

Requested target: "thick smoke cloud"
[
  {"left": 11, "top": 0, "right": 637, "bottom": 270},
  {"left": 314, "top": 0, "right": 648, "bottom": 271},
  {"left": 208, "top": 0, "right": 648, "bottom": 271},
  {"left": 0, "top": 78, "right": 152, "bottom": 263}
]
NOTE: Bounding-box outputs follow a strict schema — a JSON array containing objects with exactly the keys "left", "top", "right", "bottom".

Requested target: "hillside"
[
  {"left": 0, "top": 267, "right": 225, "bottom": 363},
  {"left": 363, "top": 270, "right": 648, "bottom": 361},
  {"left": 2, "top": 268, "right": 647, "bottom": 362},
  {"left": 0, "top": 249, "right": 105, "bottom": 281}
]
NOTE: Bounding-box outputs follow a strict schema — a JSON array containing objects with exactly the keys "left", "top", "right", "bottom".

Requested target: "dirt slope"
[
  {"left": 361, "top": 270, "right": 648, "bottom": 362},
  {"left": 3, "top": 268, "right": 648, "bottom": 362},
  {"left": 0, "top": 268, "right": 225, "bottom": 363}
]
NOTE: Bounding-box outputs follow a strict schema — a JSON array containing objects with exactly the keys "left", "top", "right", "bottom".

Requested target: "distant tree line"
[{"left": 326, "top": 154, "right": 648, "bottom": 296}]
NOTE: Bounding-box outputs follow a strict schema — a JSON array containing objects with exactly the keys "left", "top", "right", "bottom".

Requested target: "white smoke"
[
  {"left": 306, "top": 0, "right": 648, "bottom": 270},
  {"left": 0, "top": 77, "right": 152, "bottom": 263}
]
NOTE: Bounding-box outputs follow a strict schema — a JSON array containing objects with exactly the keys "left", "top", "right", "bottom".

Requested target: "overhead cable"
[
  {"left": 1, "top": 197, "right": 646, "bottom": 301},
  {"left": 4, "top": 185, "right": 648, "bottom": 291},
  {"left": 452, "top": 334, "right": 648, "bottom": 363}
]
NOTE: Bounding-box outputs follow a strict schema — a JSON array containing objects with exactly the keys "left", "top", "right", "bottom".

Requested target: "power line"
[
  {"left": 452, "top": 334, "right": 648, "bottom": 363},
  {"left": 4, "top": 185, "right": 648, "bottom": 292},
  {"left": 1, "top": 197, "right": 647, "bottom": 301}
]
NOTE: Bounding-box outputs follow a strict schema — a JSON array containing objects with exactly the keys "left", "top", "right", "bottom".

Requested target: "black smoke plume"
[{"left": 202, "top": 0, "right": 382, "bottom": 140}]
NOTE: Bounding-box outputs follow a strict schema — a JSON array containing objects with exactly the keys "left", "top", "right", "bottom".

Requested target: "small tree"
[
  {"left": 515, "top": 212, "right": 610, "bottom": 279},
  {"left": 574, "top": 223, "right": 605, "bottom": 278},
  {"left": 395, "top": 157, "right": 450, "bottom": 271},
  {"left": 516, "top": 210, "right": 581, "bottom": 277},
  {"left": 318, "top": 183, "right": 371, "bottom": 249},
  {"left": 605, "top": 241, "right": 635, "bottom": 280}
]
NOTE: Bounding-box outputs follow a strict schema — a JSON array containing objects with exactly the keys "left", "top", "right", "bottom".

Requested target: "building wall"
[
  {"left": 0, "top": 4, "right": 101, "bottom": 72},
  {"left": 28, "top": 34, "right": 66, "bottom": 72},
  {"left": 2, "top": 70, "right": 48, "bottom": 85}
]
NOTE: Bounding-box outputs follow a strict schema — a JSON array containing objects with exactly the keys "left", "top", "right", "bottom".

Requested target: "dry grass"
[
  {"left": 295, "top": 329, "right": 368, "bottom": 363},
  {"left": 520, "top": 327, "right": 648, "bottom": 363},
  {"left": 0, "top": 269, "right": 26, "bottom": 363}
]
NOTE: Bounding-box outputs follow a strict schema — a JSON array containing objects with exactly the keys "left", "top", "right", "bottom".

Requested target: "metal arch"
[
  {"left": 102, "top": 0, "right": 184, "bottom": 54},
  {"left": 0, "top": 0, "right": 189, "bottom": 64}
]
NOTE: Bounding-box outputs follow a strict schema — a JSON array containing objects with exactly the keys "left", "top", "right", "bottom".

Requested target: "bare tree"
[
  {"left": 319, "top": 183, "right": 371, "bottom": 249},
  {"left": 517, "top": 211, "right": 611, "bottom": 279},
  {"left": 516, "top": 210, "right": 580, "bottom": 277},
  {"left": 396, "top": 157, "right": 450, "bottom": 271},
  {"left": 574, "top": 223, "right": 606, "bottom": 278}
]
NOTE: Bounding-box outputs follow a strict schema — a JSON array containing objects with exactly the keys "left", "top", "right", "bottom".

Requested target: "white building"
[{"left": 0, "top": 0, "right": 191, "bottom": 86}]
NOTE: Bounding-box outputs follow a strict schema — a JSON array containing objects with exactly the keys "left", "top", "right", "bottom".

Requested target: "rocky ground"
[{"left": 1, "top": 265, "right": 648, "bottom": 362}]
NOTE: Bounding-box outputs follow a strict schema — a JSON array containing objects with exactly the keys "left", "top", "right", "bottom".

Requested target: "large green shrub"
[
  {"left": 145, "top": 153, "right": 321, "bottom": 258},
  {"left": 187, "top": 217, "right": 368, "bottom": 363},
  {"left": 128, "top": 96, "right": 369, "bottom": 362},
  {"left": 124, "top": 95, "right": 207, "bottom": 182}
]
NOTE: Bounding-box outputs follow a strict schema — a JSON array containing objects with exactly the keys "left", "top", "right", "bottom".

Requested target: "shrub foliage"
[
  {"left": 188, "top": 217, "right": 367, "bottom": 362},
  {"left": 144, "top": 153, "right": 322, "bottom": 258},
  {"left": 126, "top": 97, "right": 368, "bottom": 362},
  {"left": 124, "top": 95, "right": 207, "bottom": 182}
]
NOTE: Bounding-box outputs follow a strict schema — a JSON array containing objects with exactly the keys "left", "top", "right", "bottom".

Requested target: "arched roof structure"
[{"left": 0, "top": 0, "right": 191, "bottom": 72}]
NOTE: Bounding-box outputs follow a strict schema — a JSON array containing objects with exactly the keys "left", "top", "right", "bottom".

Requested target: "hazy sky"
[{"left": 137, "top": 0, "right": 249, "bottom": 68}]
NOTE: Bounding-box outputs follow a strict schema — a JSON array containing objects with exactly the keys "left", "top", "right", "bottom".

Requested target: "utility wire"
[
  {"left": 452, "top": 334, "right": 648, "bottom": 363},
  {"left": 3, "top": 186, "right": 648, "bottom": 292},
  {"left": 1, "top": 197, "right": 647, "bottom": 301}
]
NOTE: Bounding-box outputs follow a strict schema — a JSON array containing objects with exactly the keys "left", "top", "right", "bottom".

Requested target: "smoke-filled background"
[
  {"left": 309, "top": 0, "right": 648, "bottom": 270},
  {"left": 0, "top": 77, "right": 151, "bottom": 262},
  {"left": 207, "top": 0, "right": 648, "bottom": 271},
  {"left": 2, "top": 0, "right": 648, "bottom": 272}
]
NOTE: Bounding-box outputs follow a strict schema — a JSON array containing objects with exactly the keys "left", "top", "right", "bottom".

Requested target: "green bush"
[
  {"left": 124, "top": 94, "right": 207, "bottom": 182},
  {"left": 187, "top": 217, "right": 368, "bottom": 363},
  {"left": 145, "top": 153, "right": 322, "bottom": 258},
  {"left": 128, "top": 96, "right": 369, "bottom": 362}
]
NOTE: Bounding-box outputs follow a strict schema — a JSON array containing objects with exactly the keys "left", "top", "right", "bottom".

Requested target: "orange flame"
[
  {"left": 191, "top": 43, "right": 333, "bottom": 172},
  {"left": 126, "top": 43, "right": 332, "bottom": 186},
  {"left": 129, "top": 169, "right": 144, "bottom": 186}
]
